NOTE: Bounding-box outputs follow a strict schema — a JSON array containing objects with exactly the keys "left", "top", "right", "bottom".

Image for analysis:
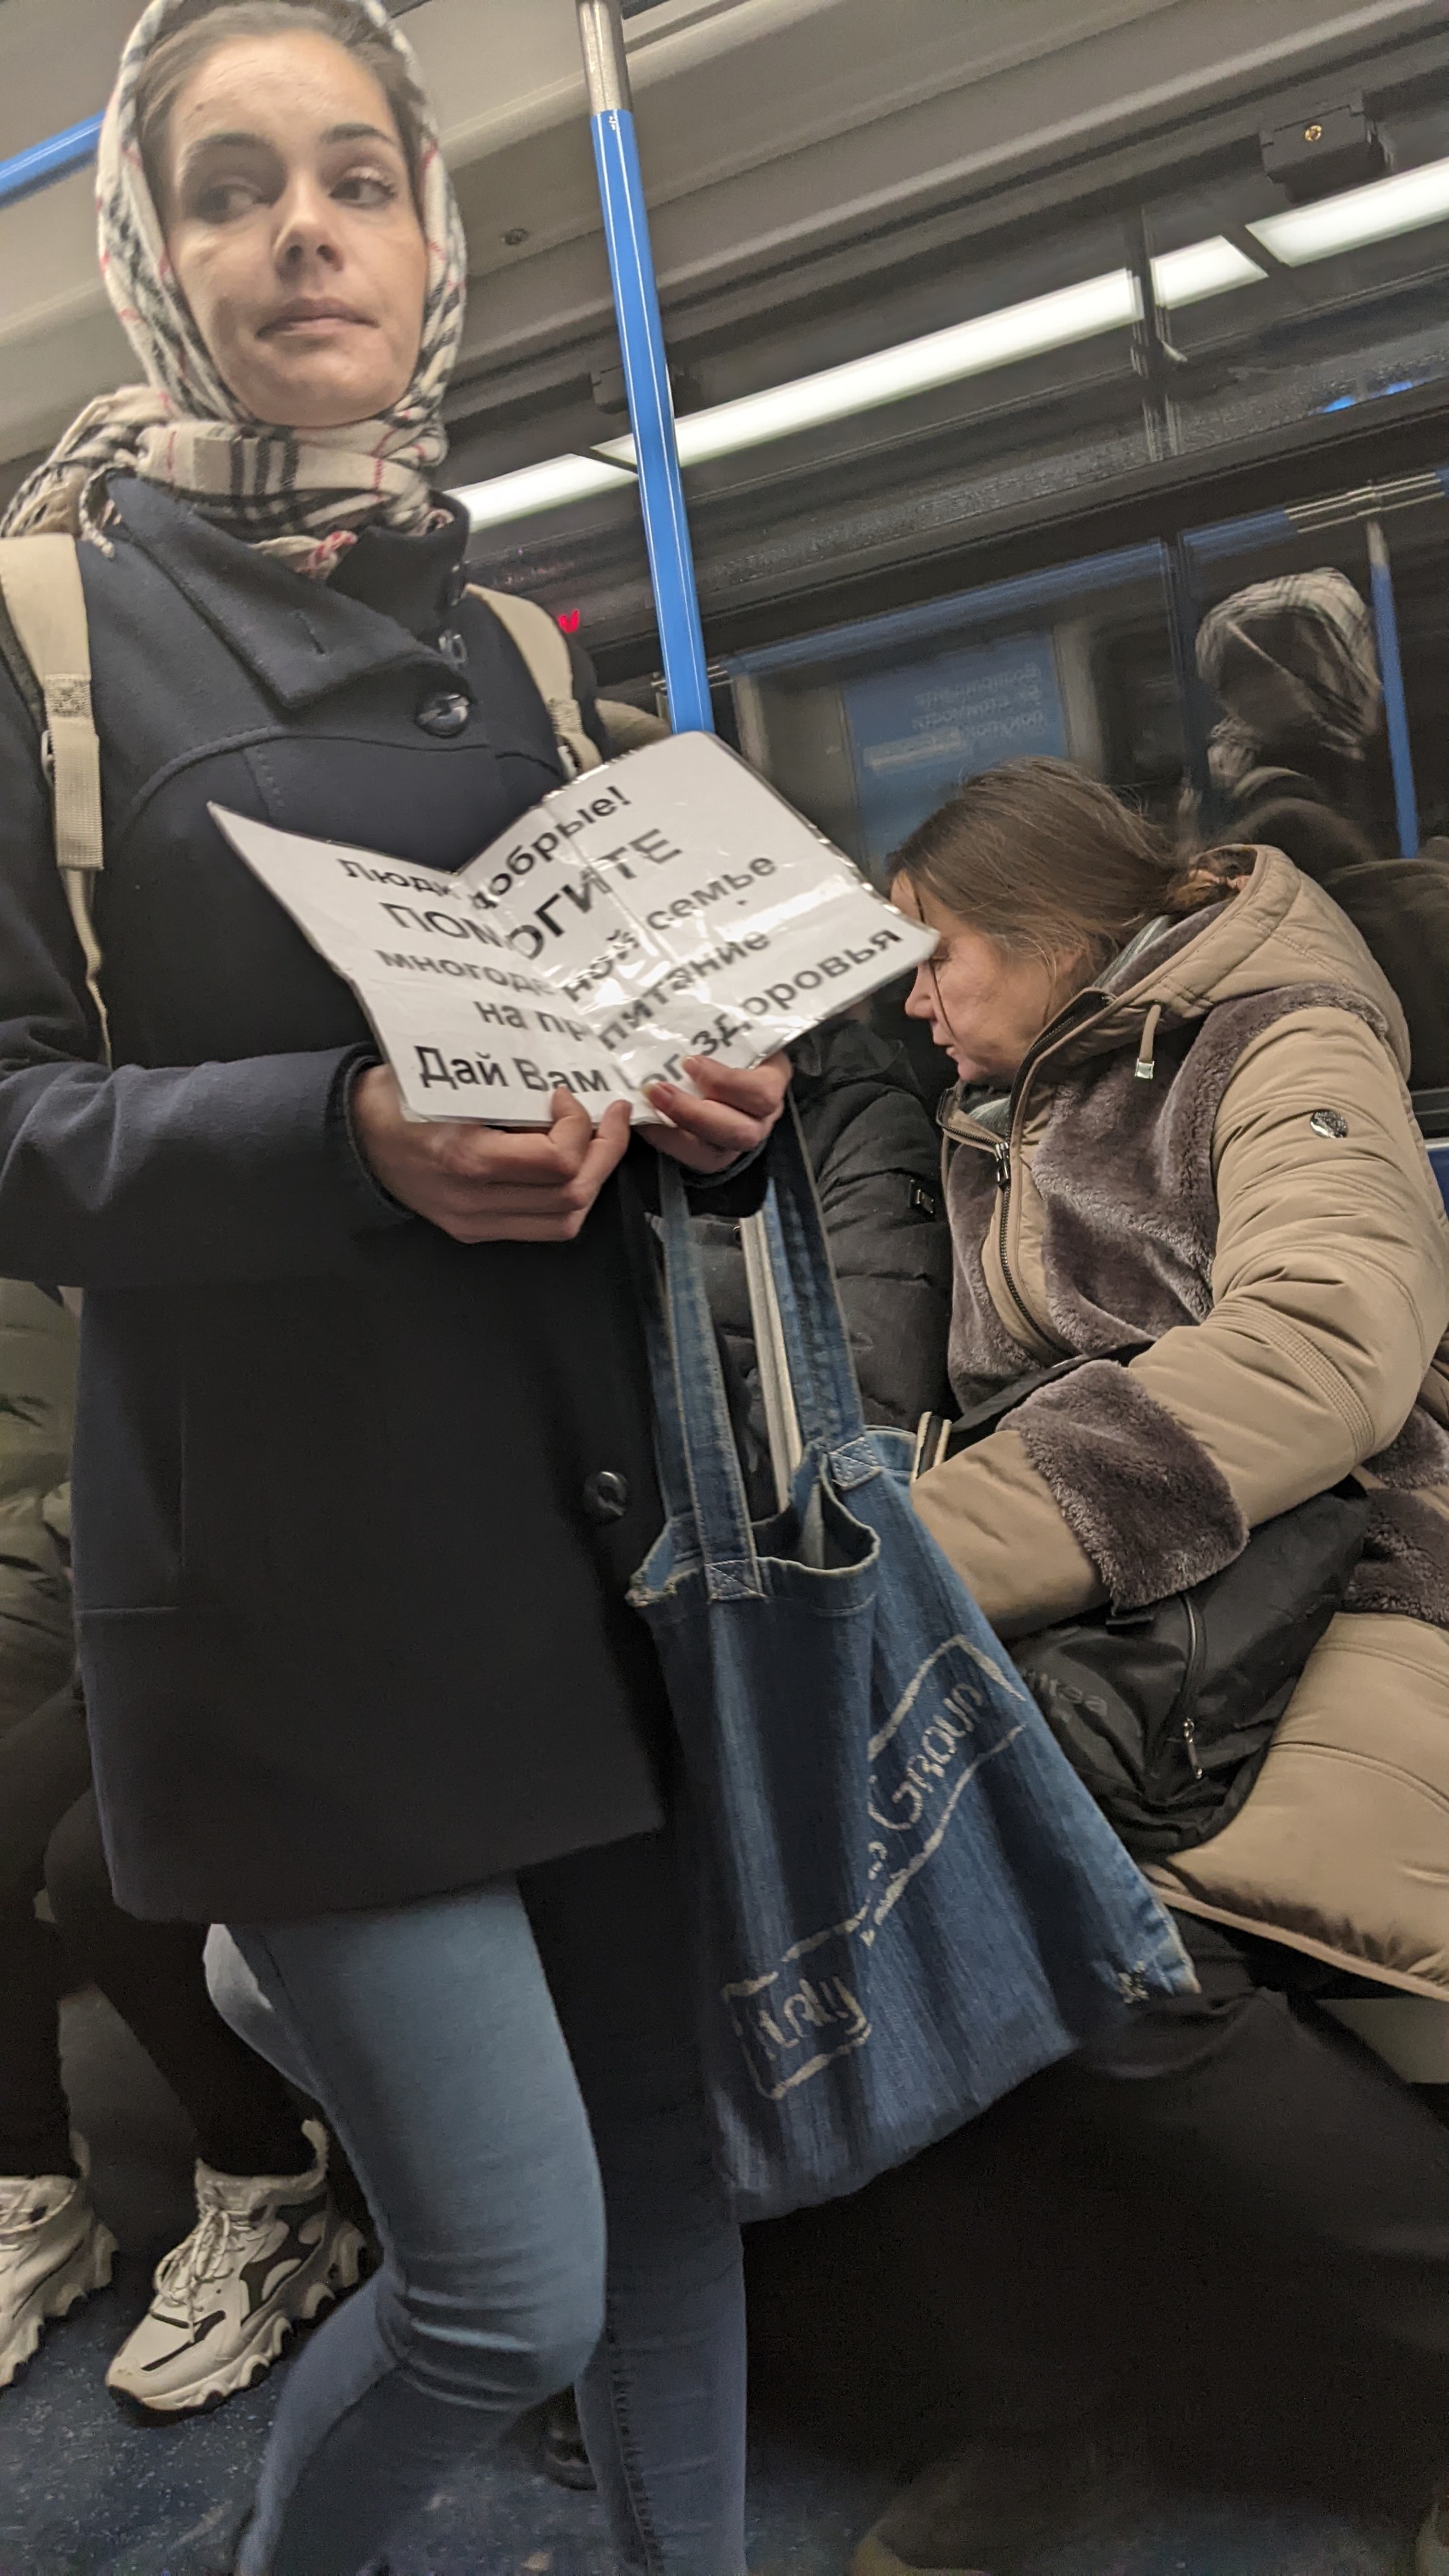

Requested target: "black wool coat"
[{"left": 0, "top": 478, "right": 715, "bottom": 1923}]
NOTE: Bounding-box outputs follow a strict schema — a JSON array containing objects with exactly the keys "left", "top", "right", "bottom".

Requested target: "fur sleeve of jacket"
[{"left": 911, "top": 1006, "right": 1449, "bottom": 1631}]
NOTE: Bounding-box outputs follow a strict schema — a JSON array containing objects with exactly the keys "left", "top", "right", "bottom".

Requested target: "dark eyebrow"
[
  {"left": 179, "top": 122, "right": 400, "bottom": 165},
  {"left": 321, "top": 122, "right": 402, "bottom": 150},
  {"left": 181, "top": 128, "right": 273, "bottom": 158}
]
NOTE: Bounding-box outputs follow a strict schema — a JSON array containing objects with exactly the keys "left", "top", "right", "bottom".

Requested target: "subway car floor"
[{"left": 0, "top": 1992, "right": 1433, "bottom": 2576}]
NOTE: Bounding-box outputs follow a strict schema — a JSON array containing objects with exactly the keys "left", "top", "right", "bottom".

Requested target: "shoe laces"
[
  {"left": 0, "top": 2176, "right": 71, "bottom": 2246},
  {"left": 154, "top": 2202, "right": 254, "bottom": 2321}
]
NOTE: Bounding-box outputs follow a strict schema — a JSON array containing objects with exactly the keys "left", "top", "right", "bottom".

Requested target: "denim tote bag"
[{"left": 630, "top": 1116, "right": 1194, "bottom": 2224}]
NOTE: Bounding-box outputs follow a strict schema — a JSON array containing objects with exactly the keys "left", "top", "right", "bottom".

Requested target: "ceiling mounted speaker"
[{"left": 1262, "top": 101, "right": 1390, "bottom": 206}]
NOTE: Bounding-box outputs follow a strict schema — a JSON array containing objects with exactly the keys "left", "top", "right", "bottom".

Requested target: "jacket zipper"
[
  {"left": 1178, "top": 1593, "right": 1206, "bottom": 1780},
  {"left": 990, "top": 1138, "right": 1046, "bottom": 1346},
  {"left": 989, "top": 992, "right": 1107, "bottom": 1350}
]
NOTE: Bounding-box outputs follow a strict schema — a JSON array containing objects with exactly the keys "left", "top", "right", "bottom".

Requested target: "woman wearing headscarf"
[
  {"left": 0, "top": 4, "right": 788, "bottom": 2569},
  {"left": 1195, "top": 567, "right": 1449, "bottom": 1087}
]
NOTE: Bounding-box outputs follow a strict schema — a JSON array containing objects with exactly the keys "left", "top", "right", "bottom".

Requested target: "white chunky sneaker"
[
  {"left": 0, "top": 2166, "right": 117, "bottom": 2389},
  {"left": 105, "top": 2118, "right": 366, "bottom": 2418}
]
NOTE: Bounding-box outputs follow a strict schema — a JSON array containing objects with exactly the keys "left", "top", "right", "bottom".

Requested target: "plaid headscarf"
[
  {"left": 1196, "top": 570, "right": 1382, "bottom": 794},
  {"left": 2, "top": 0, "right": 468, "bottom": 579}
]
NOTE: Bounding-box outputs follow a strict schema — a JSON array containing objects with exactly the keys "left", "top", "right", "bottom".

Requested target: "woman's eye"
[
  {"left": 334, "top": 169, "right": 400, "bottom": 209},
  {"left": 193, "top": 178, "right": 263, "bottom": 223}
]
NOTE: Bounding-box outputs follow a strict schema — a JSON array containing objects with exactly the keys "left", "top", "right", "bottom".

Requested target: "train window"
[
  {"left": 1184, "top": 507, "right": 1428, "bottom": 857},
  {"left": 1359, "top": 490, "right": 1449, "bottom": 847},
  {"left": 725, "top": 544, "right": 1180, "bottom": 882}
]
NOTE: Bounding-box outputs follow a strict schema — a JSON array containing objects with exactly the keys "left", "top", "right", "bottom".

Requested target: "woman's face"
[
  {"left": 893, "top": 877, "right": 1086, "bottom": 1087},
  {"left": 162, "top": 33, "right": 427, "bottom": 431}
]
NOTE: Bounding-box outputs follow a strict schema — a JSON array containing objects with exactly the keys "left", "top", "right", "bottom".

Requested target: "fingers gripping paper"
[{"left": 210, "top": 734, "right": 935, "bottom": 1123}]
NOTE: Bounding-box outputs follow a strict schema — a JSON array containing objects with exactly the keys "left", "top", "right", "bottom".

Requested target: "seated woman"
[{"left": 852, "top": 757, "right": 1449, "bottom": 2576}]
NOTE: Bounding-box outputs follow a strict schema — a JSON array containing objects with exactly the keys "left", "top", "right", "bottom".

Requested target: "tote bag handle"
[
  {"left": 650, "top": 1108, "right": 881, "bottom": 1598},
  {"left": 740, "top": 1211, "right": 802, "bottom": 1512},
  {"left": 751, "top": 1110, "right": 879, "bottom": 1485},
  {"left": 653, "top": 1160, "right": 768, "bottom": 1600}
]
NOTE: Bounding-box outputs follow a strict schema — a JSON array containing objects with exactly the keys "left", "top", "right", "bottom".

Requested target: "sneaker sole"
[
  {"left": 0, "top": 2220, "right": 117, "bottom": 2391},
  {"left": 107, "top": 2221, "right": 368, "bottom": 2420}
]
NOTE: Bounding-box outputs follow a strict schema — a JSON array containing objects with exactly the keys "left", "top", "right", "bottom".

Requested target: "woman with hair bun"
[{"left": 850, "top": 756, "right": 1449, "bottom": 2576}]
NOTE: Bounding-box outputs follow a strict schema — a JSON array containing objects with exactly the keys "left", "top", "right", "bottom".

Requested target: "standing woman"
[{"left": 0, "top": 4, "right": 786, "bottom": 2570}]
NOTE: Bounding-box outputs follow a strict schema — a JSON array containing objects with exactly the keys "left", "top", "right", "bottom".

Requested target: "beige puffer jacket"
[{"left": 912, "top": 846, "right": 1449, "bottom": 1997}]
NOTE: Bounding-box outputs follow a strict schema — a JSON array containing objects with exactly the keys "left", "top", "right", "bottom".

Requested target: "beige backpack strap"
[
  {"left": 0, "top": 535, "right": 108, "bottom": 1054},
  {"left": 596, "top": 696, "right": 669, "bottom": 753},
  {"left": 468, "top": 585, "right": 604, "bottom": 779}
]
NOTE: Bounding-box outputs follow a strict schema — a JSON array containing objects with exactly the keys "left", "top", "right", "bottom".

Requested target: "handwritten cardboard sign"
[{"left": 210, "top": 732, "right": 935, "bottom": 1123}]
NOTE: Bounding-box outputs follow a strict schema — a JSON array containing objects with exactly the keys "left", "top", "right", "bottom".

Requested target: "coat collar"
[{"left": 106, "top": 477, "right": 462, "bottom": 714}]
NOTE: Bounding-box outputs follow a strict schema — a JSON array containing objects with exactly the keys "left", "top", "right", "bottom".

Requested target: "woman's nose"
[
  {"left": 275, "top": 181, "right": 345, "bottom": 272},
  {"left": 902, "top": 968, "right": 935, "bottom": 1021}
]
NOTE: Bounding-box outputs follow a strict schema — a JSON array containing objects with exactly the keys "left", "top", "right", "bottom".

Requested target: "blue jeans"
[{"left": 211, "top": 1829, "right": 746, "bottom": 2576}]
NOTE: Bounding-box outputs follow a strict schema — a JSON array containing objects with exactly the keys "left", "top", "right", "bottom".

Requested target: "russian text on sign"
[{"left": 210, "top": 734, "right": 935, "bottom": 1125}]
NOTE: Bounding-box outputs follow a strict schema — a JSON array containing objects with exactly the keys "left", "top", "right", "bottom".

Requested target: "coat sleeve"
[
  {"left": 814, "top": 1083, "right": 953, "bottom": 1428},
  {"left": 1123, "top": 1006, "right": 1449, "bottom": 1521},
  {"left": 0, "top": 671, "right": 411, "bottom": 1290},
  {"left": 911, "top": 1005, "right": 1449, "bottom": 1631}
]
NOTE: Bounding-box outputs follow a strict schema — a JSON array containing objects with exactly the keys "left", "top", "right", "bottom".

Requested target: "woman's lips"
[{"left": 260, "top": 304, "right": 371, "bottom": 337}]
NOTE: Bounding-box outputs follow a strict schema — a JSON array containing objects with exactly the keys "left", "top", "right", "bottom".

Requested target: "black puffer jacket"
[{"left": 693, "top": 1022, "right": 952, "bottom": 1443}]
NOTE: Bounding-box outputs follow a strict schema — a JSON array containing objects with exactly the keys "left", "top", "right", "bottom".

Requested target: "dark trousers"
[
  {"left": 1061, "top": 1914, "right": 1449, "bottom": 2360},
  {"left": 851, "top": 1912, "right": 1449, "bottom": 2478},
  {"left": 0, "top": 1673, "right": 307, "bottom": 2179}
]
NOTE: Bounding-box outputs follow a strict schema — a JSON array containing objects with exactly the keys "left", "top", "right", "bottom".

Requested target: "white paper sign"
[{"left": 210, "top": 732, "right": 935, "bottom": 1124}]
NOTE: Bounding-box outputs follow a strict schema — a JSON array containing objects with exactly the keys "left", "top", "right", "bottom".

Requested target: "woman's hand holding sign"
[
  {"left": 644, "top": 1052, "right": 790, "bottom": 1174},
  {"left": 352, "top": 1053, "right": 790, "bottom": 1242}
]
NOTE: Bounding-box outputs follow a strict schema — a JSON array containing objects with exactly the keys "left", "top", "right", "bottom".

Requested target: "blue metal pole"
[
  {"left": 0, "top": 115, "right": 103, "bottom": 212},
  {"left": 577, "top": 0, "right": 712, "bottom": 734},
  {"left": 1366, "top": 519, "right": 1420, "bottom": 857}
]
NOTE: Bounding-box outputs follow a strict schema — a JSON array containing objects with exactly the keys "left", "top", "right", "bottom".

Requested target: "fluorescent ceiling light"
[
  {"left": 1250, "top": 152, "right": 1449, "bottom": 264},
  {"left": 596, "top": 268, "right": 1140, "bottom": 471},
  {"left": 1150, "top": 235, "right": 1266, "bottom": 308},
  {"left": 452, "top": 233, "right": 1269, "bottom": 531},
  {"left": 456, "top": 452, "right": 635, "bottom": 531}
]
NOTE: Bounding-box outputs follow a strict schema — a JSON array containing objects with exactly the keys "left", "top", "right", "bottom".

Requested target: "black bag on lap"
[{"left": 916, "top": 1360, "right": 1368, "bottom": 1862}]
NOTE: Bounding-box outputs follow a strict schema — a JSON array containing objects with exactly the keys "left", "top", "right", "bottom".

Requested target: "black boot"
[
  {"left": 849, "top": 2430, "right": 1148, "bottom": 2576},
  {"left": 542, "top": 2386, "right": 596, "bottom": 2491},
  {"left": 209, "top": 2512, "right": 391, "bottom": 2575}
]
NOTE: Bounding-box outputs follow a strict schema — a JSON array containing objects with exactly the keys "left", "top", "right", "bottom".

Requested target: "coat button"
[
  {"left": 415, "top": 691, "right": 471, "bottom": 737},
  {"left": 583, "top": 1469, "right": 630, "bottom": 1523}
]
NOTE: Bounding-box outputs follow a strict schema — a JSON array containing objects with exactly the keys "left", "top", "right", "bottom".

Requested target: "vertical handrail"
[
  {"left": 1163, "top": 534, "right": 1216, "bottom": 819},
  {"left": 575, "top": 0, "right": 712, "bottom": 734},
  {"left": 1366, "top": 518, "right": 1420, "bottom": 858},
  {"left": 577, "top": 0, "right": 793, "bottom": 1506}
]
